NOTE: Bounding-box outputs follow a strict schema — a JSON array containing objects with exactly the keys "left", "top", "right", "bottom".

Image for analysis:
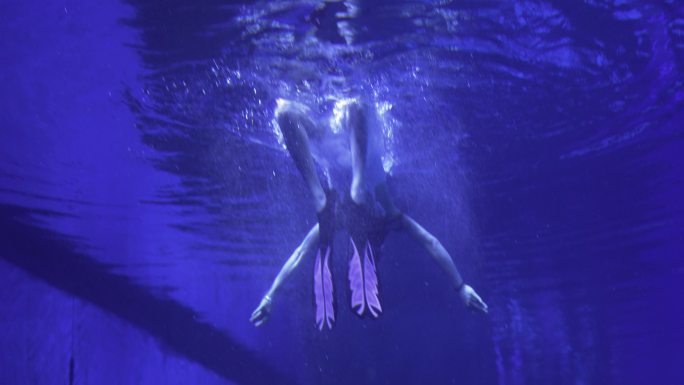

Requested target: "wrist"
[{"left": 455, "top": 281, "right": 465, "bottom": 292}]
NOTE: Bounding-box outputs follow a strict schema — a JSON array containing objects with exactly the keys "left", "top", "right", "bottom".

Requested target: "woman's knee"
[
  {"left": 275, "top": 100, "right": 310, "bottom": 135},
  {"left": 275, "top": 99, "right": 299, "bottom": 119}
]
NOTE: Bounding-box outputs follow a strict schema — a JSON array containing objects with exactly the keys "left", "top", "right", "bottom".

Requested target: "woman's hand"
[
  {"left": 250, "top": 295, "right": 273, "bottom": 327},
  {"left": 458, "top": 284, "right": 488, "bottom": 314}
]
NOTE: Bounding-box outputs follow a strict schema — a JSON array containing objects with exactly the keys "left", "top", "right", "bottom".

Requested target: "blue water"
[{"left": 1, "top": 1, "right": 683, "bottom": 384}]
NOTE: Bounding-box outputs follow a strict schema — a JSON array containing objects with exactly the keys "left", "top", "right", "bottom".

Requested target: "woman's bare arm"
[
  {"left": 400, "top": 214, "right": 488, "bottom": 314},
  {"left": 250, "top": 224, "right": 320, "bottom": 326}
]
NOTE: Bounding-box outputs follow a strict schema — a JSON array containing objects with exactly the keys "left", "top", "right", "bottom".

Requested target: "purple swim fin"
[
  {"left": 314, "top": 246, "right": 335, "bottom": 330},
  {"left": 349, "top": 238, "right": 382, "bottom": 318}
]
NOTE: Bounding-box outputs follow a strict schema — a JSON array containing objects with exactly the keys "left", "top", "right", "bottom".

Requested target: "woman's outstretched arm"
[
  {"left": 400, "top": 214, "right": 488, "bottom": 314},
  {"left": 250, "top": 224, "right": 320, "bottom": 326}
]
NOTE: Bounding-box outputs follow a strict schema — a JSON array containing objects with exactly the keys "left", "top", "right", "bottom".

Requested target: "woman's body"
[{"left": 250, "top": 97, "right": 487, "bottom": 328}]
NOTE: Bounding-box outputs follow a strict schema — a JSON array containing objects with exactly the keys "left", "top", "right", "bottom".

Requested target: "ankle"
[
  {"left": 350, "top": 188, "right": 366, "bottom": 205},
  {"left": 315, "top": 193, "right": 327, "bottom": 212}
]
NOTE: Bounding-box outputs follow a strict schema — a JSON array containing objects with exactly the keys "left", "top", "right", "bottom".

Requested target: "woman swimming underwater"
[{"left": 250, "top": 97, "right": 488, "bottom": 330}]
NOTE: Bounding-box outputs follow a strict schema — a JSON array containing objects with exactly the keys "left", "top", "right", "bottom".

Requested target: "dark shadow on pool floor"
[{"left": 0, "top": 203, "right": 295, "bottom": 385}]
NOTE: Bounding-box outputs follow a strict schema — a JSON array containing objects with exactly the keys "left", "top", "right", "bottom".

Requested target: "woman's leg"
[
  {"left": 276, "top": 101, "right": 327, "bottom": 211},
  {"left": 346, "top": 100, "right": 369, "bottom": 204},
  {"left": 346, "top": 100, "right": 398, "bottom": 217}
]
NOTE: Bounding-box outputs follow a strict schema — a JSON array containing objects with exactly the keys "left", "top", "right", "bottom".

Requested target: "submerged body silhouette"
[{"left": 250, "top": 98, "right": 488, "bottom": 330}]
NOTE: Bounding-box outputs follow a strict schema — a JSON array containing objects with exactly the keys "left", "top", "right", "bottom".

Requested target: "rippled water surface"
[{"left": 1, "top": 1, "right": 683, "bottom": 384}]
